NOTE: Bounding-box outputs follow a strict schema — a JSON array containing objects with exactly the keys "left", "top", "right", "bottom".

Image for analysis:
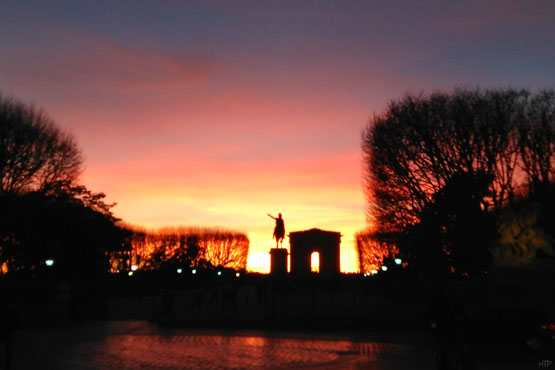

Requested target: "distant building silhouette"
[{"left": 289, "top": 229, "right": 341, "bottom": 276}]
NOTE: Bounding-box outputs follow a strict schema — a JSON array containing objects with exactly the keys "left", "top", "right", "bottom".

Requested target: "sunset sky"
[{"left": 1, "top": 1, "right": 554, "bottom": 272}]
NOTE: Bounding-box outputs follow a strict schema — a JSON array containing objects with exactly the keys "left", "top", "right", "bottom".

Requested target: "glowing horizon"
[{"left": 84, "top": 151, "right": 367, "bottom": 273}]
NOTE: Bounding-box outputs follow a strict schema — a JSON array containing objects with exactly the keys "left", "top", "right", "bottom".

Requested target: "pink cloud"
[{"left": 4, "top": 32, "right": 217, "bottom": 95}]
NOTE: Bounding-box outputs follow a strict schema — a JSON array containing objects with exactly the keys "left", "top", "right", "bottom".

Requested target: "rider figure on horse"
[{"left": 267, "top": 213, "right": 285, "bottom": 248}]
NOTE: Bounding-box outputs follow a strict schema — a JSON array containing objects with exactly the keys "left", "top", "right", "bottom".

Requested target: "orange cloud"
[{"left": 4, "top": 31, "right": 216, "bottom": 94}]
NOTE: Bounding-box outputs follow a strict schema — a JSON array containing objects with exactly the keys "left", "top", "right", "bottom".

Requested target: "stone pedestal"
[{"left": 270, "top": 248, "right": 288, "bottom": 275}]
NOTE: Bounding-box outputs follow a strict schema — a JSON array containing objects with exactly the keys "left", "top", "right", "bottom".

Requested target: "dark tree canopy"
[
  {"left": 1, "top": 191, "right": 125, "bottom": 274},
  {"left": 0, "top": 94, "right": 124, "bottom": 275},
  {"left": 0, "top": 95, "right": 83, "bottom": 196},
  {"left": 518, "top": 91, "right": 555, "bottom": 199},
  {"left": 361, "top": 88, "right": 555, "bottom": 276},
  {"left": 408, "top": 171, "right": 496, "bottom": 277}
]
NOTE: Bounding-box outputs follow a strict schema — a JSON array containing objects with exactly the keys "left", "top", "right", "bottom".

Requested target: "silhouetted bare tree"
[
  {"left": 361, "top": 88, "right": 555, "bottom": 276},
  {"left": 356, "top": 231, "right": 398, "bottom": 274},
  {"left": 0, "top": 94, "right": 125, "bottom": 275},
  {"left": 0, "top": 95, "right": 83, "bottom": 196},
  {"left": 518, "top": 90, "right": 555, "bottom": 199},
  {"left": 363, "top": 89, "right": 528, "bottom": 232},
  {"left": 200, "top": 231, "right": 249, "bottom": 270},
  {"left": 119, "top": 226, "right": 249, "bottom": 271}
]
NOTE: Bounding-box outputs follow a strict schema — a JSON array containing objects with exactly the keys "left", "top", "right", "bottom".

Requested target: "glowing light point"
[
  {"left": 395, "top": 258, "right": 402, "bottom": 265},
  {"left": 381, "top": 266, "right": 388, "bottom": 271},
  {"left": 235, "top": 272, "right": 240, "bottom": 277},
  {"left": 217, "top": 271, "right": 222, "bottom": 276},
  {"left": 131, "top": 265, "right": 138, "bottom": 271},
  {"left": 45, "top": 259, "right": 54, "bottom": 267},
  {"left": 371, "top": 270, "right": 378, "bottom": 275},
  {"left": 177, "top": 268, "right": 183, "bottom": 274},
  {"left": 128, "top": 271, "right": 134, "bottom": 276},
  {"left": 116, "top": 270, "right": 120, "bottom": 273},
  {"left": 192, "top": 269, "right": 197, "bottom": 274}
]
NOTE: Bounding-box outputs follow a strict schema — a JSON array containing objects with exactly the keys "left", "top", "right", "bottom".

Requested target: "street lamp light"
[{"left": 45, "top": 259, "right": 54, "bottom": 267}]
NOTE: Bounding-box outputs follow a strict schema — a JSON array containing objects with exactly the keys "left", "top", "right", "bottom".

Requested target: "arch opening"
[{"left": 310, "top": 251, "right": 320, "bottom": 273}]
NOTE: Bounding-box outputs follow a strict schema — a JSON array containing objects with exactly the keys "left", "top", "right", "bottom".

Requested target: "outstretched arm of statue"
[{"left": 267, "top": 213, "right": 277, "bottom": 220}]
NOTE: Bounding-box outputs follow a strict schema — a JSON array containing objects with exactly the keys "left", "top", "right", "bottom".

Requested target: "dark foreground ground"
[
  {"left": 4, "top": 321, "right": 553, "bottom": 370},
  {"left": 3, "top": 270, "right": 554, "bottom": 368}
]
